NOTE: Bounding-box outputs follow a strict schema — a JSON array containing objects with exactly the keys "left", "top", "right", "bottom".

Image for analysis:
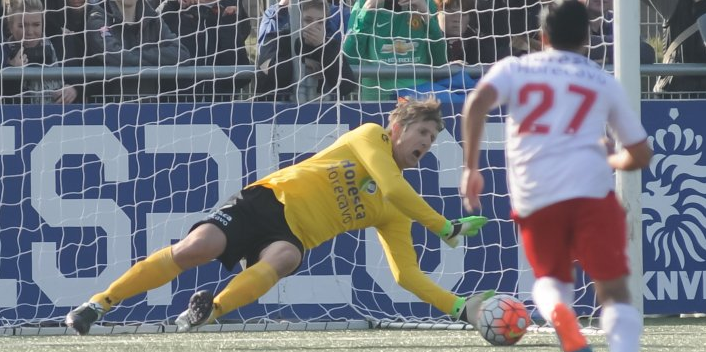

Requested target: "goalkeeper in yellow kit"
[{"left": 65, "top": 96, "right": 492, "bottom": 335}]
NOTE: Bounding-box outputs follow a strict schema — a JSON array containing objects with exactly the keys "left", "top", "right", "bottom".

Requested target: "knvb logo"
[{"left": 643, "top": 108, "right": 706, "bottom": 269}]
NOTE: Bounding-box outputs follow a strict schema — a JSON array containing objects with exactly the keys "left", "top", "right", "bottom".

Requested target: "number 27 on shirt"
[{"left": 517, "top": 82, "right": 597, "bottom": 135}]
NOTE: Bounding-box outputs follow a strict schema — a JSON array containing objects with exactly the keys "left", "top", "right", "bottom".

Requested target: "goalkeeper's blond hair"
[{"left": 388, "top": 96, "right": 444, "bottom": 132}]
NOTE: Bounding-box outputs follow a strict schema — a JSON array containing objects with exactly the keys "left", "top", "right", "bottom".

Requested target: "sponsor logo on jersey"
[
  {"left": 327, "top": 160, "right": 366, "bottom": 224},
  {"left": 409, "top": 15, "right": 423, "bottom": 30},
  {"left": 380, "top": 40, "right": 417, "bottom": 55},
  {"left": 360, "top": 177, "right": 377, "bottom": 194},
  {"left": 367, "top": 181, "right": 377, "bottom": 194}
]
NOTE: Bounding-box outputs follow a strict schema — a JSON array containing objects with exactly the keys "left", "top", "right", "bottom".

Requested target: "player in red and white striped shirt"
[{"left": 461, "top": 1, "right": 652, "bottom": 352}]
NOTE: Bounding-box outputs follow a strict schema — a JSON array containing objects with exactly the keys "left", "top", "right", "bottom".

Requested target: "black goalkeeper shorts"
[{"left": 189, "top": 186, "right": 304, "bottom": 272}]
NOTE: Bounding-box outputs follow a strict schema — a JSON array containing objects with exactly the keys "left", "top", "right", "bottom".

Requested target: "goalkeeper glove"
[
  {"left": 452, "top": 290, "right": 496, "bottom": 328},
  {"left": 437, "top": 216, "right": 488, "bottom": 248}
]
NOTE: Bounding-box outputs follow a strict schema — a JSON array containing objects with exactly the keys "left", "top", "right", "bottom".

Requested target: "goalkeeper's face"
[{"left": 391, "top": 120, "right": 439, "bottom": 169}]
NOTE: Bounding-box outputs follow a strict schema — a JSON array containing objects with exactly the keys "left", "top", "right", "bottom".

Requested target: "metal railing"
[
  {"left": 2, "top": 64, "right": 706, "bottom": 102},
  {"left": 3, "top": 63, "right": 706, "bottom": 80}
]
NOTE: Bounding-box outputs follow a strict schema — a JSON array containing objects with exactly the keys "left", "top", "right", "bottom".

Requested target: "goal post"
[
  {"left": 614, "top": 0, "right": 644, "bottom": 315},
  {"left": 0, "top": 0, "right": 648, "bottom": 334}
]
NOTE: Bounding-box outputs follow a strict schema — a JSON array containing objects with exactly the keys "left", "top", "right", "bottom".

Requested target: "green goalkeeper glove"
[
  {"left": 437, "top": 216, "right": 488, "bottom": 248},
  {"left": 451, "top": 290, "right": 496, "bottom": 328}
]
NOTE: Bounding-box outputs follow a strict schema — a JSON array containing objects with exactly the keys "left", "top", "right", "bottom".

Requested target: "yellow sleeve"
[
  {"left": 376, "top": 216, "right": 458, "bottom": 314},
  {"left": 347, "top": 124, "right": 447, "bottom": 233}
]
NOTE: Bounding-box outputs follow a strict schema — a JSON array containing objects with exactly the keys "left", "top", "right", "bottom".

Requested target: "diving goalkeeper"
[{"left": 66, "top": 96, "right": 492, "bottom": 335}]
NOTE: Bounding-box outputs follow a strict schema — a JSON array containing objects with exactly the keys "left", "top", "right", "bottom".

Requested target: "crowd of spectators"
[
  {"left": 0, "top": 0, "right": 701, "bottom": 104},
  {"left": 158, "top": 0, "right": 251, "bottom": 98},
  {"left": 1, "top": 0, "right": 77, "bottom": 103},
  {"left": 580, "top": 0, "right": 655, "bottom": 65},
  {"left": 648, "top": 0, "right": 706, "bottom": 96}
]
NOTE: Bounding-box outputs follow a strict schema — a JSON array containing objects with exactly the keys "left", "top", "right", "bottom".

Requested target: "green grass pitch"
[{"left": 2, "top": 317, "right": 705, "bottom": 351}]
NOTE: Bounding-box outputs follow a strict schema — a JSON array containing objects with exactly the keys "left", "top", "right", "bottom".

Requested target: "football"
[{"left": 476, "top": 294, "right": 530, "bottom": 346}]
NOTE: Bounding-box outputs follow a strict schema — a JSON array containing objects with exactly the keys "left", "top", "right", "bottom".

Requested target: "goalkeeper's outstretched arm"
[
  {"left": 375, "top": 221, "right": 466, "bottom": 316},
  {"left": 375, "top": 217, "right": 492, "bottom": 326}
]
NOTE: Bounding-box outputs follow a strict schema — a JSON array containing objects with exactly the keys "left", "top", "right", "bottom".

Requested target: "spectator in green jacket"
[{"left": 343, "top": 0, "right": 447, "bottom": 100}]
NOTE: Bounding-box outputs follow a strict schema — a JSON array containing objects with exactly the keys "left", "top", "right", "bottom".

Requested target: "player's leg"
[
  {"left": 212, "top": 240, "right": 302, "bottom": 317},
  {"left": 212, "top": 186, "right": 304, "bottom": 320},
  {"left": 575, "top": 193, "right": 641, "bottom": 352},
  {"left": 175, "top": 241, "right": 303, "bottom": 332},
  {"left": 175, "top": 186, "right": 305, "bottom": 332},
  {"left": 66, "top": 223, "right": 227, "bottom": 335},
  {"left": 532, "top": 277, "right": 574, "bottom": 320},
  {"left": 594, "top": 276, "right": 641, "bottom": 352},
  {"left": 95, "top": 224, "right": 225, "bottom": 307},
  {"left": 514, "top": 201, "right": 592, "bottom": 352}
]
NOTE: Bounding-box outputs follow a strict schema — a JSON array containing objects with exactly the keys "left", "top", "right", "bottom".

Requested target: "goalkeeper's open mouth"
[{"left": 413, "top": 150, "right": 422, "bottom": 159}]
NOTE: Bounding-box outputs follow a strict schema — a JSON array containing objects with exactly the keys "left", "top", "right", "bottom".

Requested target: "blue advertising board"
[
  {"left": 0, "top": 100, "right": 703, "bottom": 326},
  {"left": 640, "top": 101, "right": 706, "bottom": 315}
]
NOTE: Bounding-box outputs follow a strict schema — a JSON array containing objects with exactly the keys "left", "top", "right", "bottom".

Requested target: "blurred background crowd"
[{"left": 0, "top": 0, "right": 704, "bottom": 104}]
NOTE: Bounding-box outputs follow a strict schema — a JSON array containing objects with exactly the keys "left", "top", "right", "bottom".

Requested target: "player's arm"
[
  {"left": 605, "top": 82, "right": 653, "bottom": 171},
  {"left": 375, "top": 218, "right": 462, "bottom": 315},
  {"left": 607, "top": 140, "right": 652, "bottom": 171},
  {"left": 460, "top": 57, "right": 514, "bottom": 212},
  {"left": 460, "top": 82, "right": 498, "bottom": 211}
]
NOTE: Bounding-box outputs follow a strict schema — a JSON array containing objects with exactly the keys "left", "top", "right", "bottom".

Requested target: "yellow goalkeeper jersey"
[
  {"left": 249, "top": 123, "right": 456, "bottom": 313},
  {"left": 250, "top": 122, "right": 447, "bottom": 248}
]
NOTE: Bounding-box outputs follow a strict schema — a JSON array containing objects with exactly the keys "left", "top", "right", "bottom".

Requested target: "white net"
[{"left": 0, "top": 0, "right": 637, "bottom": 332}]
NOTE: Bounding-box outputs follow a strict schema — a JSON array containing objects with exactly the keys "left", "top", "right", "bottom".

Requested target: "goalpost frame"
[
  {"left": 613, "top": 0, "right": 644, "bottom": 316},
  {"left": 0, "top": 1, "right": 658, "bottom": 335}
]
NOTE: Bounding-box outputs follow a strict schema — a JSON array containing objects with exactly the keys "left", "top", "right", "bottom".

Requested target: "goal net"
[{"left": 0, "top": 0, "right": 625, "bottom": 332}]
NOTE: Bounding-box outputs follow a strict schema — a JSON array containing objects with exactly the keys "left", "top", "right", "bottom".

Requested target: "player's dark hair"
[
  {"left": 540, "top": 0, "right": 589, "bottom": 51},
  {"left": 388, "top": 96, "right": 444, "bottom": 132}
]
